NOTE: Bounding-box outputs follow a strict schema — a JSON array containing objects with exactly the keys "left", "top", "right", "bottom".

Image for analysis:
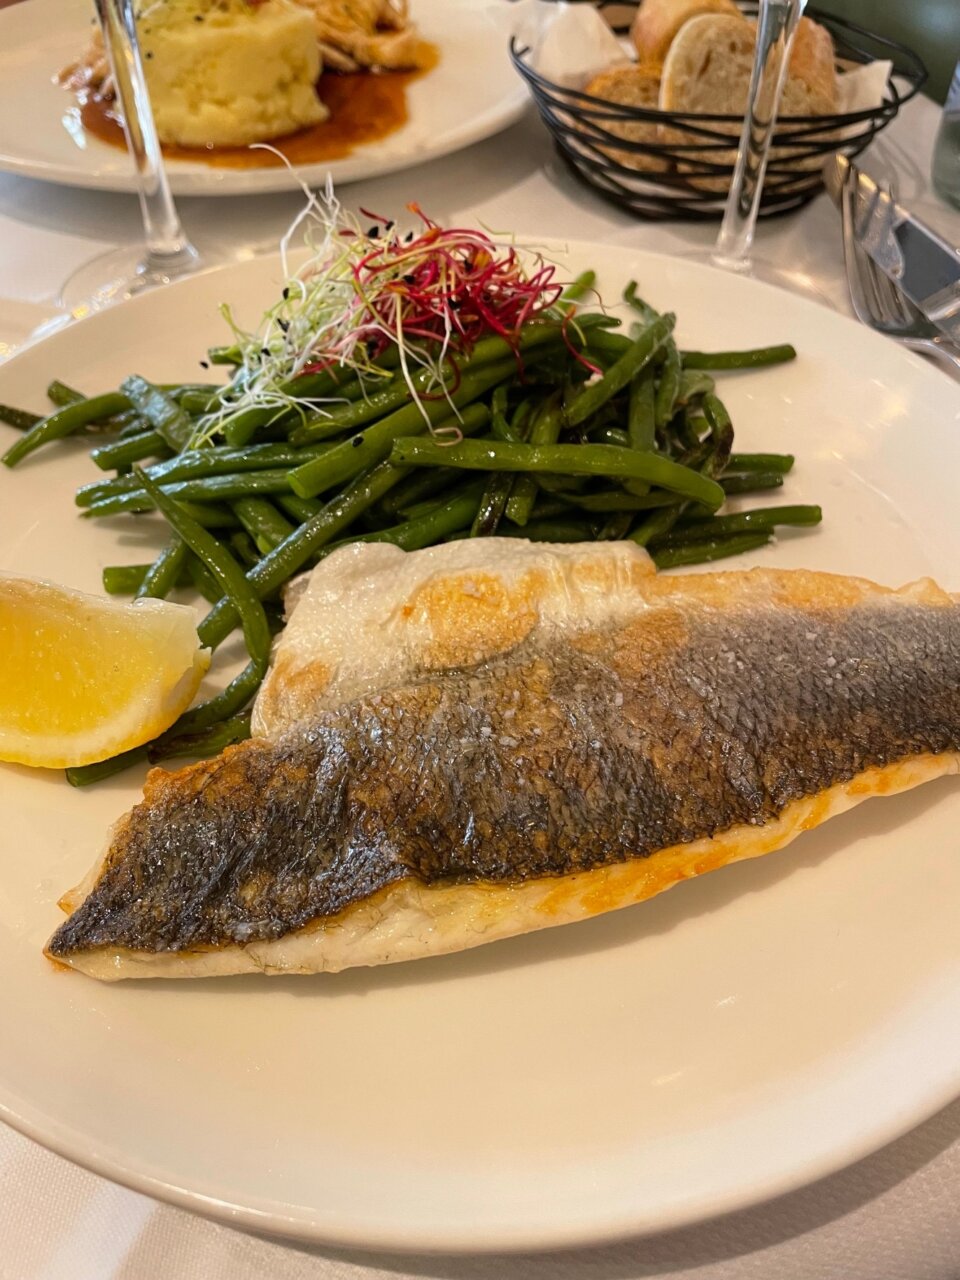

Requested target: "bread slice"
[
  {"left": 630, "top": 0, "right": 741, "bottom": 70},
  {"left": 660, "top": 14, "right": 838, "bottom": 191},
  {"left": 582, "top": 66, "right": 667, "bottom": 173},
  {"left": 661, "top": 14, "right": 837, "bottom": 116}
]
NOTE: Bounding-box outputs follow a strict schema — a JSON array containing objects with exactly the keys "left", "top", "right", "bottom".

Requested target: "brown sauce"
[{"left": 75, "top": 49, "right": 437, "bottom": 169}]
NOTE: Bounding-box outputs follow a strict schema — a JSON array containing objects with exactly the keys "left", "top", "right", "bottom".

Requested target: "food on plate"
[
  {"left": 0, "top": 207, "right": 817, "bottom": 783},
  {"left": 299, "top": 0, "right": 429, "bottom": 72},
  {"left": 134, "top": 0, "right": 327, "bottom": 149},
  {"left": 45, "top": 539, "right": 960, "bottom": 980},
  {"left": 63, "top": 0, "right": 430, "bottom": 150},
  {"left": 630, "top": 0, "right": 741, "bottom": 70},
  {"left": 0, "top": 574, "right": 208, "bottom": 769}
]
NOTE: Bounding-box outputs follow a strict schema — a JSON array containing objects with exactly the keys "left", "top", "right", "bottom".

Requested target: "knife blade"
[{"left": 825, "top": 155, "right": 960, "bottom": 346}]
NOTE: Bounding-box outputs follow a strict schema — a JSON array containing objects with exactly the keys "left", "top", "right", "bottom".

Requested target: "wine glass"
[
  {"left": 59, "top": 0, "right": 201, "bottom": 313},
  {"left": 713, "top": 0, "right": 807, "bottom": 272},
  {"left": 686, "top": 0, "right": 825, "bottom": 301}
]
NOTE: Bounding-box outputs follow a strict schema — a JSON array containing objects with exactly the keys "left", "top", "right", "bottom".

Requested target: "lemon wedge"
[{"left": 0, "top": 573, "right": 210, "bottom": 769}]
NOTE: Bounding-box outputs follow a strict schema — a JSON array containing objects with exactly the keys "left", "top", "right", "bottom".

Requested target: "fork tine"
[
  {"left": 853, "top": 241, "right": 902, "bottom": 327},
  {"left": 863, "top": 259, "right": 917, "bottom": 327}
]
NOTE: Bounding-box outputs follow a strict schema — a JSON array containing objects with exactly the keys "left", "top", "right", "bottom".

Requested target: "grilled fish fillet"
[{"left": 46, "top": 540, "right": 960, "bottom": 980}]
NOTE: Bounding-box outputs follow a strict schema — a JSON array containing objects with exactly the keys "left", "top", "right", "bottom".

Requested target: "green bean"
[
  {"left": 627, "top": 369, "right": 656, "bottom": 452},
  {"left": 276, "top": 493, "right": 323, "bottom": 523},
  {"left": 2, "top": 393, "right": 132, "bottom": 467},
  {"left": 66, "top": 745, "right": 149, "bottom": 786},
  {"left": 288, "top": 331, "right": 562, "bottom": 448},
  {"left": 232, "top": 497, "right": 296, "bottom": 554},
  {"left": 566, "top": 314, "right": 675, "bottom": 427},
  {"left": 76, "top": 442, "right": 330, "bottom": 508},
  {"left": 720, "top": 471, "right": 785, "bottom": 495},
  {"left": 0, "top": 404, "right": 41, "bottom": 431},
  {"left": 654, "top": 340, "right": 681, "bottom": 430},
  {"left": 623, "top": 281, "right": 658, "bottom": 324},
  {"left": 662, "top": 504, "right": 822, "bottom": 545},
  {"left": 147, "top": 711, "right": 252, "bottom": 764},
  {"left": 630, "top": 504, "right": 685, "bottom": 549},
  {"left": 195, "top": 403, "right": 491, "bottom": 651},
  {"left": 136, "top": 538, "right": 188, "bottom": 600},
  {"left": 391, "top": 438, "right": 725, "bottom": 510},
  {"left": 135, "top": 468, "right": 272, "bottom": 734},
  {"left": 471, "top": 473, "right": 513, "bottom": 536},
  {"left": 229, "top": 530, "right": 261, "bottom": 569},
  {"left": 102, "top": 564, "right": 152, "bottom": 595},
  {"left": 222, "top": 369, "right": 344, "bottom": 448},
  {"left": 591, "top": 425, "right": 631, "bottom": 449},
  {"left": 378, "top": 467, "right": 459, "bottom": 518},
  {"left": 561, "top": 489, "right": 678, "bottom": 513},
  {"left": 83, "top": 468, "right": 298, "bottom": 517},
  {"left": 680, "top": 345, "right": 796, "bottom": 370},
  {"left": 179, "top": 389, "right": 222, "bottom": 415},
  {"left": 598, "top": 513, "right": 633, "bottom": 540},
  {"left": 45, "top": 380, "right": 85, "bottom": 408},
  {"left": 290, "top": 360, "right": 514, "bottom": 499},
  {"left": 701, "top": 393, "right": 734, "bottom": 474},
  {"left": 585, "top": 329, "right": 633, "bottom": 360},
  {"left": 676, "top": 370, "right": 716, "bottom": 405},
  {"left": 651, "top": 532, "right": 772, "bottom": 569},
  {"left": 527, "top": 497, "right": 575, "bottom": 521},
  {"left": 90, "top": 429, "right": 168, "bottom": 471},
  {"left": 187, "top": 554, "right": 223, "bottom": 605},
  {"left": 121, "top": 376, "right": 194, "bottom": 451},
  {"left": 351, "top": 481, "right": 485, "bottom": 552},
  {"left": 727, "top": 451, "right": 795, "bottom": 474},
  {"left": 500, "top": 519, "right": 598, "bottom": 543},
  {"left": 206, "top": 344, "right": 242, "bottom": 365},
  {"left": 558, "top": 270, "right": 596, "bottom": 312},
  {"left": 176, "top": 501, "right": 240, "bottom": 529},
  {"left": 506, "top": 392, "right": 563, "bottom": 526}
]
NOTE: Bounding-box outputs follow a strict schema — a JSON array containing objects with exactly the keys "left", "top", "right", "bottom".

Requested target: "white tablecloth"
[{"left": 2, "top": 46, "right": 960, "bottom": 1280}]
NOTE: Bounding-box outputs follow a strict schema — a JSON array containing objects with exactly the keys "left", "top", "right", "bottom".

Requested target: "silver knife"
[{"left": 824, "top": 155, "right": 960, "bottom": 346}]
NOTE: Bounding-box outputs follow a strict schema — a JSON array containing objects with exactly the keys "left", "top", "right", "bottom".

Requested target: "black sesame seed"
[
  {"left": 199, "top": 360, "right": 209, "bottom": 369},
  {"left": 366, "top": 225, "right": 379, "bottom": 238},
  {"left": 282, "top": 287, "right": 290, "bottom": 300},
  {"left": 351, "top": 435, "right": 364, "bottom": 449}
]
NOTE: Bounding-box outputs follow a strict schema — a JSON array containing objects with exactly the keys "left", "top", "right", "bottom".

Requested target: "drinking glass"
[
  {"left": 60, "top": 0, "right": 201, "bottom": 311},
  {"left": 712, "top": 0, "right": 808, "bottom": 275}
]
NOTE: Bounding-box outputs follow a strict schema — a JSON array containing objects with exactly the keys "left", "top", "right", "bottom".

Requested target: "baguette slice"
[
  {"left": 630, "top": 0, "right": 741, "bottom": 69},
  {"left": 660, "top": 14, "right": 838, "bottom": 117},
  {"left": 660, "top": 14, "right": 838, "bottom": 192},
  {"left": 582, "top": 66, "right": 667, "bottom": 173}
]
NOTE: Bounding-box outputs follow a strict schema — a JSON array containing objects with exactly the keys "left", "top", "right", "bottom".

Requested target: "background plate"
[
  {"left": 0, "top": 0, "right": 527, "bottom": 196},
  {"left": 0, "top": 242, "right": 959, "bottom": 1252}
]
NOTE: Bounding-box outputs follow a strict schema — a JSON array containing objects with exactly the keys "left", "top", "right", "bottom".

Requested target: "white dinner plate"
[
  {"left": 0, "top": 0, "right": 526, "bottom": 196},
  {"left": 0, "top": 240, "right": 959, "bottom": 1253}
]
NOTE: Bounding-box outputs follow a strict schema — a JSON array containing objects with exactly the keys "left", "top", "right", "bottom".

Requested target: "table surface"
[{"left": 2, "top": 11, "right": 960, "bottom": 1278}]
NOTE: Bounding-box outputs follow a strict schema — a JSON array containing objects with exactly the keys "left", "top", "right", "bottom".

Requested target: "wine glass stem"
[
  {"left": 94, "top": 0, "right": 198, "bottom": 273},
  {"left": 713, "top": 0, "right": 806, "bottom": 270}
]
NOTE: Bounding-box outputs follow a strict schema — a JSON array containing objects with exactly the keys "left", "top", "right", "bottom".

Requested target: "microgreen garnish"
[{"left": 198, "top": 187, "right": 570, "bottom": 446}]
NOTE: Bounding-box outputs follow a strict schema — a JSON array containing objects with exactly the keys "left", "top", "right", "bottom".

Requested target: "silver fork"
[{"left": 836, "top": 170, "right": 960, "bottom": 374}]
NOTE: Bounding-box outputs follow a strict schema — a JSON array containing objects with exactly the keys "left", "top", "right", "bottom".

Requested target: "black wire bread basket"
[{"left": 510, "top": 2, "right": 926, "bottom": 220}]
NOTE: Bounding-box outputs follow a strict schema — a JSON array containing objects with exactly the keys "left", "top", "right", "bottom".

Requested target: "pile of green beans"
[{"left": 0, "top": 278, "right": 819, "bottom": 783}]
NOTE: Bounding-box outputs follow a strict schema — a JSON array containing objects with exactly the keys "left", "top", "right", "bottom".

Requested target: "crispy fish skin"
[{"left": 47, "top": 580, "right": 960, "bottom": 976}]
